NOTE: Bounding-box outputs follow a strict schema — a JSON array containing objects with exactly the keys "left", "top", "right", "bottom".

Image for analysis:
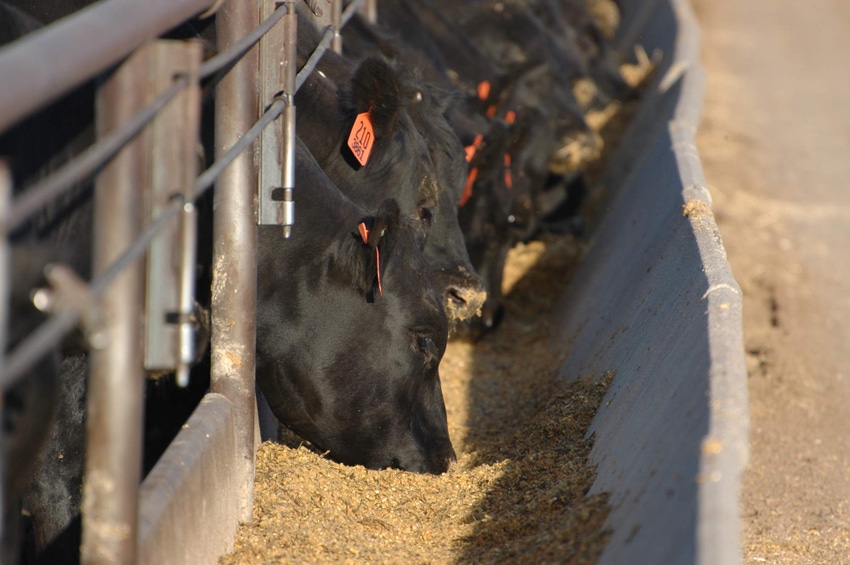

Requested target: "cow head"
[{"left": 257, "top": 150, "right": 456, "bottom": 474}]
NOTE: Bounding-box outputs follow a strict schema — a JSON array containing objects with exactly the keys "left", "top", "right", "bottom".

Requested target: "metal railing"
[{"left": 0, "top": 0, "right": 376, "bottom": 563}]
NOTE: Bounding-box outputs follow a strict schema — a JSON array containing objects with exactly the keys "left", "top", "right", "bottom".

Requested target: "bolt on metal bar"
[
  {"left": 211, "top": 0, "right": 259, "bottom": 524},
  {"left": 81, "top": 43, "right": 148, "bottom": 565},
  {"left": 3, "top": 77, "right": 188, "bottom": 235},
  {"left": 0, "top": 0, "right": 216, "bottom": 134}
]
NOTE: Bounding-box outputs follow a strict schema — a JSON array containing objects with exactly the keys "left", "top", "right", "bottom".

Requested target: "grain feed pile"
[{"left": 220, "top": 56, "right": 654, "bottom": 565}]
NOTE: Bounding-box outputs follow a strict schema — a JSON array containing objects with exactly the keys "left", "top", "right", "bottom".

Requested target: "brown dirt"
[{"left": 693, "top": 0, "right": 850, "bottom": 562}]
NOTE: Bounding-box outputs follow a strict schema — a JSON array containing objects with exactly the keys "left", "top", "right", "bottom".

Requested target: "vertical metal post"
[
  {"left": 360, "top": 0, "right": 377, "bottom": 24},
  {"left": 81, "top": 45, "right": 149, "bottom": 565},
  {"left": 212, "top": 0, "right": 259, "bottom": 523},
  {"left": 143, "top": 41, "right": 203, "bottom": 386},
  {"left": 0, "top": 161, "right": 10, "bottom": 562},
  {"left": 280, "top": 3, "right": 297, "bottom": 237},
  {"left": 331, "top": 0, "right": 343, "bottom": 53}
]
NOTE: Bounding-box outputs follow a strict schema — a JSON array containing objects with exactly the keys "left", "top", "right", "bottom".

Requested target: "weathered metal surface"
[
  {"left": 210, "top": 0, "right": 259, "bottom": 524},
  {"left": 143, "top": 41, "right": 202, "bottom": 387},
  {"left": 554, "top": 1, "right": 748, "bottom": 564},
  {"left": 137, "top": 393, "right": 238, "bottom": 565},
  {"left": 257, "top": 0, "right": 295, "bottom": 230},
  {"left": 81, "top": 43, "right": 149, "bottom": 565}
]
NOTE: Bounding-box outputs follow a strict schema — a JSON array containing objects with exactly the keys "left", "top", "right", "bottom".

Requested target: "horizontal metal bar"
[
  {"left": 295, "top": 25, "right": 335, "bottom": 92},
  {"left": 0, "top": 0, "right": 216, "bottom": 133},
  {"left": 4, "top": 77, "right": 188, "bottom": 235},
  {"left": 199, "top": 2, "right": 289, "bottom": 80}
]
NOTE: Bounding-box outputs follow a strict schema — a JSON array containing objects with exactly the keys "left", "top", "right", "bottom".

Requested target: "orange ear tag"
[
  {"left": 464, "top": 133, "right": 484, "bottom": 163},
  {"left": 460, "top": 167, "right": 478, "bottom": 208},
  {"left": 357, "top": 221, "right": 382, "bottom": 297},
  {"left": 348, "top": 111, "right": 375, "bottom": 166},
  {"left": 503, "top": 153, "right": 513, "bottom": 189},
  {"left": 504, "top": 109, "right": 517, "bottom": 125},
  {"left": 477, "top": 80, "right": 491, "bottom": 101}
]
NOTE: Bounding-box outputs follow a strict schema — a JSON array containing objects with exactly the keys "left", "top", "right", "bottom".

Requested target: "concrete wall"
[{"left": 554, "top": 1, "right": 749, "bottom": 564}]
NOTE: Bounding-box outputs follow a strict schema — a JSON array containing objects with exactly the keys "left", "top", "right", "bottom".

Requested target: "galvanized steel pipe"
[{"left": 210, "top": 0, "right": 259, "bottom": 523}]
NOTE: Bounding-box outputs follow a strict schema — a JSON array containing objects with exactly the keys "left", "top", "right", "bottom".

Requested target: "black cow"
[
  {"left": 296, "top": 16, "right": 487, "bottom": 333},
  {"left": 256, "top": 139, "right": 455, "bottom": 474}
]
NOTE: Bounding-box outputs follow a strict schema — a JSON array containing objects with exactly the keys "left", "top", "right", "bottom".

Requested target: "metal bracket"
[
  {"left": 32, "top": 264, "right": 108, "bottom": 350},
  {"left": 258, "top": 0, "right": 296, "bottom": 237}
]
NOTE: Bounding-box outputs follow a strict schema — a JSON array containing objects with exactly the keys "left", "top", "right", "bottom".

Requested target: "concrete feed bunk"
[
  {"left": 138, "top": 0, "right": 749, "bottom": 563},
  {"left": 555, "top": 0, "right": 748, "bottom": 564}
]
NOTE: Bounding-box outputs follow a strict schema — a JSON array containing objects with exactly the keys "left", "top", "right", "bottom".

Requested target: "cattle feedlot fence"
[{"left": 0, "top": 1, "right": 374, "bottom": 563}]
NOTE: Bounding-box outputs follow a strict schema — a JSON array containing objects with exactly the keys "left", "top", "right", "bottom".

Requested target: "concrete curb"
[{"left": 554, "top": 1, "right": 749, "bottom": 564}]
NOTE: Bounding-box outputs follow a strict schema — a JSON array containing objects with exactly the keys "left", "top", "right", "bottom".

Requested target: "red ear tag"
[
  {"left": 486, "top": 105, "right": 497, "bottom": 119},
  {"left": 477, "top": 80, "right": 491, "bottom": 101},
  {"left": 503, "top": 153, "right": 513, "bottom": 189},
  {"left": 348, "top": 111, "right": 375, "bottom": 166},
  {"left": 460, "top": 167, "right": 478, "bottom": 207},
  {"left": 357, "top": 221, "right": 382, "bottom": 297}
]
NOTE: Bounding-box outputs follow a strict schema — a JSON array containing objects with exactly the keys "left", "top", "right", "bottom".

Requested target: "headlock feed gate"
[{"left": 0, "top": 0, "right": 748, "bottom": 564}]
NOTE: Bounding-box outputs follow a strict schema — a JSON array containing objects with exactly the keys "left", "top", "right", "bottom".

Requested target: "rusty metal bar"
[
  {"left": 0, "top": 0, "right": 216, "bottom": 134},
  {"left": 210, "top": 0, "right": 259, "bottom": 524},
  {"left": 81, "top": 44, "right": 149, "bottom": 565}
]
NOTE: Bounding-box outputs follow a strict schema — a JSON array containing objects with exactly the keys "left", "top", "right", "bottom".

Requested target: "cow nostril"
[{"left": 446, "top": 287, "right": 467, "bottom": 306}]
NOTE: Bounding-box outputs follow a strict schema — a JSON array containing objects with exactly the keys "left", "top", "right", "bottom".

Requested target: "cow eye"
[
  {"left": 413, "top": 333, "right": 438, "bottom": 369},
  {"left": 418, "top": 207, "right": 433, "bottom": 231}
]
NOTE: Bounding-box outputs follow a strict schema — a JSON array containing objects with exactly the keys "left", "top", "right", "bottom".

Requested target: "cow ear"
[
  {"left": 349, "top": 57, "right": 401, "bottom": 138},
  {"left": 352, "top": 199, "right": 401, "bottom": 299}
]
